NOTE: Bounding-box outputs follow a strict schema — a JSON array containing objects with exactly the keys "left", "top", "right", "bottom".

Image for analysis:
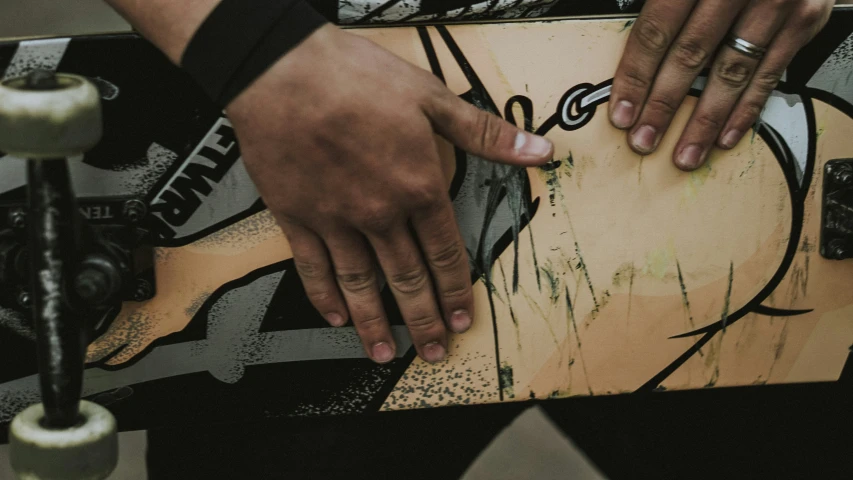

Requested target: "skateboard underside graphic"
[{"left": 1, "top": 11, "right": 852, "bottom": 435}]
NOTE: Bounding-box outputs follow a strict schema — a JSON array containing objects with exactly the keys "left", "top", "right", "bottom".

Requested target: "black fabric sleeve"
[
  {"left": 218, "top": 1, "right": 327, "bottom": 106},
  {"left": 180, "top": 0, "right": 327, "bottom": 107}
]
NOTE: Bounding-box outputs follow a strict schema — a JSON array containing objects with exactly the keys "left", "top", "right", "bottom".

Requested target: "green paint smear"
[
  {"left": 497, "top": 259, "right": 518, "bottom": 328},
  {"left": 612, "top": 262, "right": 635, "bottom": 287},
  {"left": 684, "top": 161, "right": 713, "bottom": 201},
  {"left": 575, "top": 242, "right": 599, "bottom": 312},
  {"left": 561, "top": 153, "right": 574, "bottom": 176},
  {"left": 642, "top": 248, "right": 673, "bottom": 280},
  {"left": 676, "top": 259, "right": 696, "bottom": 329},
  {"left": 541, "top": 261, "right": 561, "bottom": 303}
]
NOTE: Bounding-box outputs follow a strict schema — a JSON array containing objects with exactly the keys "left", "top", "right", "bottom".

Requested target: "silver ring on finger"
[{"left": 725, "top": 34, "right": 767, "bottom": 59}]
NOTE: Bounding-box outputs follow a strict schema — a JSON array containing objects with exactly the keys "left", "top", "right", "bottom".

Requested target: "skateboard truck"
[
  {"left": 0, "top": 70, "right": 147, "bottom": 479},
  {"left": 821, "top": 159, "right": 853, "bottom": 260}
]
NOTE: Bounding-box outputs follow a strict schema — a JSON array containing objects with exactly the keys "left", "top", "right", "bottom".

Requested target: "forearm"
[{"left": 103, "top": 0, "right": 221, "bottom": 64}]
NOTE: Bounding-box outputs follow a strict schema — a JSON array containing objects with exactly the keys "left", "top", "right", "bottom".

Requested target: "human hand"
[
  {"left": 609, "top": 0, "right": 834, "bottom": 170},
  {"left": 225, "top": 25, "right": 554, "bottom": 364}
]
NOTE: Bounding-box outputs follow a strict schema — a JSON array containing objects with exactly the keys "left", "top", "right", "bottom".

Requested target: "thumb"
[{"left": 425, "top": 91, "right": 554, "bottom": 166}]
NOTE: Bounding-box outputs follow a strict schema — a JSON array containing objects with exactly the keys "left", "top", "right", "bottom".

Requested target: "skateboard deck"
[{"left": 1, "top": 9, "right": 852, "bottom": 435}]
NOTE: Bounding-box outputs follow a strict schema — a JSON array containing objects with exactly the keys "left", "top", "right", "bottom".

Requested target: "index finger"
[{"left": 609, "top": 0, "right": 699, "bottom": 130}]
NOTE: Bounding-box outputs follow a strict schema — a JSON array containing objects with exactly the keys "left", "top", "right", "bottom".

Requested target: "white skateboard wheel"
[
  {"left": 9, "top": 400, "right": 118, "bottom": 480},
  {"left": 0, "top": 72, "right": 102, "bottom": 159}
]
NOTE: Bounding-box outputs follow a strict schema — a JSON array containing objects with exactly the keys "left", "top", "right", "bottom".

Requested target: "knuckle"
[
  {"left": 797, "top": 2, "right": 829, "bottom": 27},
  {"left": 319, "top": 201, "right": 344, "bottom": 219},
  {"left": 407, "top": 181, "right": 444, "bottom": 208},
  {"left": 306, "top": 199, "right": 335, "bottom": 219},
  {"left": 475, "top": 112, "right": 501, "bottom": 151},
  {"left": 337, "top": 269, "right": 377, "bottom": 294},
  {"left": 634, "top": 17, "right": 672, "bottom": 54},
  {"left": 738, "top": 102, "right": 766, "bottom": 126},
  {"left": 294, "top": 258, "right": 329, "bottom": 280},
  {"left": 693, "top": 113, "right": 724, "bottom": 131},
  {"left": 305, "top": 288, "right": 335, "bottom": 305},
  {"left": 356, "top": 204, "right": 395, "bottom": 233},
  {"left": 441, "top": 283, "right": 472, "bottom": 302},
  {"left": 714, "top": 59, "right": 753, "bottom": 88},
  {"left": 354, "top": 314, "right": 386, "bottom": 335},
  {"left": 768, "top": 0, "right": 795, "bottom": 9},
  {"left": 670, "top": 39, "right": 711, "bottom": 70},
  {"left": 388, "top": 267, "right": 430, "bottom": 295},
  {"left": 404, "top": 312, "right": 442, "bottom": 334},
  {"left": 752, "top": 70, "right": 783, "bottom": 95},
  {"left": 427, "top": 239, "right": 466, "bottom": 271},
  {"left": 421, "top": 71, "right": 450, "bottom": 96},
  {"left": 645, "top": 96, "right": 680, "bottom": 117},
  {"left": 619, "top": 68, "right": 652, "bottom": 92}
]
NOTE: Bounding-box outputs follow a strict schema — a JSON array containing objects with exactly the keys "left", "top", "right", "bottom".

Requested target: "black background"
[{"left": 146, "top": 368, "right": 852, "bottom": 479}]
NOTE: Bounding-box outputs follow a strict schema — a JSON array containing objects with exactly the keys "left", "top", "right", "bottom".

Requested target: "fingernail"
[
  {"left": 515, "top": 132, "right": 552, "bottom": 159},
  {"left": 720, "top": 129, "right": 742, "bottom": 149},
  {"left": 423, "top": 342, "right": 446, "bottom": 363},
  {"left": 611, "top": 100, "right": 635, "bottom": 129},
  {"left": 676, "top": 145, "right": 705, "bottom": 170},
  {"left": 450, "top": 310, "right": 472, "bottom": 333},
  {"left": 372, "top": 342, "right": 394, "bottom": 363},
  {"left": 631, "top": 125, "right": 659, "bottom": 153},
  {"left": 326, "top": 313, "right": 345, "bottom": 327}
]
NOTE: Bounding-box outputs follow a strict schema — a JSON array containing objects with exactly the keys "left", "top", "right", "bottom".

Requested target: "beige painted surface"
[
  {"left": 377, "top": 19, "right": 808, "bottom": 408},
  {"left": 660, "top": 101, "right": 853, "bottom": 390}
]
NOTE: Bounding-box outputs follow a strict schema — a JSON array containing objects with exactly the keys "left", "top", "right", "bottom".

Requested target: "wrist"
[
  {"left": 225, "top": 23, "right": 336, "bottom": 117},
  {"left": 103, "top": 0, "right": 222, "bottom": 64},
  {"left": 180, "top": 0, "right": 329, "bottom": 108}
]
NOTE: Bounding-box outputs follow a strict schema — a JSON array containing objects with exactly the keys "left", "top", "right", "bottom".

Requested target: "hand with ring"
[{"left": 609, "top": 0, "right": 835, "bottom": 171}]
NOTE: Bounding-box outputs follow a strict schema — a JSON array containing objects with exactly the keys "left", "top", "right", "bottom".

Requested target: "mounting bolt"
[
  {"left": 8, "top": 209, "right": 26, "bottom": 229},
  {"left": 16, "top": 289, "right": 30, "bottom": 308},
  {"left": 74, "top": 268, "right": 113, "bottom": 305},
  {"left": 24, "top": 69, "right": 59, "bottom": 90},
  {"left": 831, "top": 164, "right": 853, "bottom": 186},
  {"left": 122, "top": 199, "right": 147, "bottom": 224},
  {"left": 132, "top": 278, "right": 153, "bottom": 302},
  {"left": 827, "top": 239, "right": 850, "bottom": 259},
  {"left": 74, "top": 254, "right": 123, "bottom": 306}
]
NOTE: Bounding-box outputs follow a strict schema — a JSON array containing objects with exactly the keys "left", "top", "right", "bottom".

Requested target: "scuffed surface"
[{"left": 807, "top": 33, "right": 853, "bottom": 107}]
